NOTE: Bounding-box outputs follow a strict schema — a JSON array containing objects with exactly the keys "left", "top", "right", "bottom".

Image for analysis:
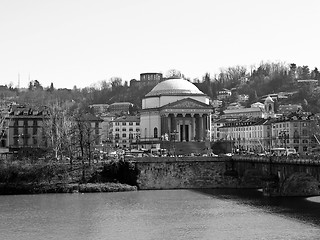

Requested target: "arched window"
[{"left": 154, "top": 127, "right": 158, "bottom": 138}]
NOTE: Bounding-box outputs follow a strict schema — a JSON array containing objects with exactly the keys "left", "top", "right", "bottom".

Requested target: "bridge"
[{"left": 229, "top": 155, "right": 320, "bottom": 196}]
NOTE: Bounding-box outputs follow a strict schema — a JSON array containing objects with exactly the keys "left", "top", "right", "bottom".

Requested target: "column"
[
  {"left": 191, "top": 114, "right": 195, "bottom": 141},
  {"left": 195, "top": 114, "right": 199, "bottom": 141},
  {"left": 204, "top": 114, "right": 208, "bottom": 140},
  {"left": 173, "top": 113, "right": 177, "bottom": 133},
  {"left": 167, "top": 114, "right": 171, "bottom": 134},
  {"left": 182, "top": 116, "right": 186, "bottom": 142},
  {"left": 208, "top": 113, "right": 212, "bottom": 141},
  {"left": 199, "top": 114, "right": 204, "bottom": 141}
]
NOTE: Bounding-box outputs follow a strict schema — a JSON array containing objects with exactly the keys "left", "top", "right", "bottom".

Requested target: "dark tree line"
[{"left": 1, "top": 62, "right": 320, "bottom": 113}]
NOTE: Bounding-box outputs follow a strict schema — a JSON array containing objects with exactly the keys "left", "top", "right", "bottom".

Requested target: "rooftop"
[{"left": 145, "top": 78, "right": 205, "bottom": 97}]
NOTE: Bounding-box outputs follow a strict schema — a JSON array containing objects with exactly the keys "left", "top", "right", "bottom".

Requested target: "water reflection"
[
  {"left": 196, "top": 188, "right": 320, "bottom": 226},
  {"left": 1, "top": 190, "right": 320, "bottom": 240}
]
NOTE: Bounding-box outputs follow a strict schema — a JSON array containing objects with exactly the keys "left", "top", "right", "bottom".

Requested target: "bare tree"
[{"left": 43, "top": 101, "right": 75, "bottom": 161}]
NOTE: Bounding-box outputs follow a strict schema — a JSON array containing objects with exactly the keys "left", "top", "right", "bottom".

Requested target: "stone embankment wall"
[
  {"left": 134, "top": 157, "right": 238, "bottom": 190},
  {"left": 134, "top": 155, "right": 320, "bottom": 196}
]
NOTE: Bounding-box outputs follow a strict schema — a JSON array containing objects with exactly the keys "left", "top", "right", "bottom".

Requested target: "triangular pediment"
[{"left": 161, "top": 98, "right": 212, "bottom": 110}]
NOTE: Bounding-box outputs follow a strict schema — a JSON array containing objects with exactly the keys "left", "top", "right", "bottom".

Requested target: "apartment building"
[
  {"left": 219, "top": 118, "right": 272, "bottom": 153},
  {"left": 5, "top": 105, "right": 49, "bottom": 150},
  {"left": 271, "top": 114, "right": 317, "bottom": 153},
  {"left": 109, "top": 115, "right": 140, "bottom": 149},
  {"left": 218, "top": 112, "right": 317, "bottom": 154},
  {"left": 2, "top": 105, "right": 103, "bottom": 151}
]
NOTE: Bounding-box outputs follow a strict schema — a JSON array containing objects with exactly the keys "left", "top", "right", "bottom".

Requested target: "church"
[{"left": 139, "top": 78, "right": 213, "bottom": 153}]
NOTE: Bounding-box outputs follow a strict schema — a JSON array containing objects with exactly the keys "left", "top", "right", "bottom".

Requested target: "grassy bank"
[
  {"left": 0, "top": 159, "right": 139, "bottom": 195},
  {"left": 0, "top": 182, "right": 137, "bottom": 195}
]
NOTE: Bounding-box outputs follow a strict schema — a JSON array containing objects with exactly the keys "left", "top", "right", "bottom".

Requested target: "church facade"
[{"left": 139, "top": 78, "right": 213, "bottom": 149}]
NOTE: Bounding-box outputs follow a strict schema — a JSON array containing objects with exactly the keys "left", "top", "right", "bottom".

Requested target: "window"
[
  {"left": 122, "top": 133, "right": 126, "bottom": 138},
  {"left": 122, "top": 122, "right": 126, "bottom": 126},
  {"left": 122, "top": 128, "right": 126, "bottom": 132},
  {"left": 33, "top": 126, "right": 37, "bottom": 135},
  {"left": 302, "top": 129, "right": 308, "bottom": 136},
  {"left": 129, "top": 122, "right": 133, "bottom": 125},
  {"left": 14, "top": 126, "right": 18, "bottom": 135},
  {"left": 129, "top": 128, "right": 133, "bottom": 131},
  {"left": 129, "top": 133, "right": 133, "bottom": 139},
  {"left": 136, "top": 128, "right": 140, "bottom": 132},
  {"left": 136, "top": 122, "right": 140, "bottom": 126},
  {"left": 154, "top": 127, "right": 158, "bottom": 138},
  {"left": 115, "top": 133, "right": 120, "bottom": 139},
  {"left": 115, "top": 122, "right": 120, "bottom": 126},
  {"left": 115, "top": 128, "right": 119, "bottom": 132}
]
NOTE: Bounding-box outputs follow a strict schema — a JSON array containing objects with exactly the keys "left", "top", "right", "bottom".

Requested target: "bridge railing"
[{"left": 232, "top": 154, "right": 320, "bottom": 165}]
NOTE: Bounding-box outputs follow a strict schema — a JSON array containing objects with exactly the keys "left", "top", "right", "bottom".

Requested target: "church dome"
[{"left": 145, "top": 78, "right": 204, "bottom": 97}]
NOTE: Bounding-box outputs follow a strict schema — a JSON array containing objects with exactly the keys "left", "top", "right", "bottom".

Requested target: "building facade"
[
  {"left": 109, "top": 115, "right": 140, "bottom": 149},
  {"left": 223, "top": 96, "right": 275, "bottom": 119},
  {"left": 108, "top": 102, "right": 133, "bottom": 115},
  {"left": 140, "top": 78, "right": 213, "bottom": 149},
  {"left": 218, "top": 113, "right": 317, "bottom": 154},
  {"left": 219, "top": 118, "right": 272, "bottom": 153},
  {"left": 5, "top": 105, "right": 49, "bottom": 150},
  {"left": 89, "top": 104, "right": 109, "bottom": 116},
  {"left": 271, "top": 114, "right": 317, "bottom": 153},
  {"left": 2, "top": 105, "right": 103, "bottom": 152}
]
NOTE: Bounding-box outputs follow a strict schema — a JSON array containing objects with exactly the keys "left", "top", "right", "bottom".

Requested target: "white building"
[
  {"left": 219, "top": 118, "right": 272, "bottom": 153},
  {"left": 217, "top": 88, "right": 232, "bottom": 100},
  {"left": 140, "top": 78, "right": 213, "bottom": 150}
]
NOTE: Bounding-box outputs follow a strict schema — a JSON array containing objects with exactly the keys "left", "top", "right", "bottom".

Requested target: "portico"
[{"left": 160, "top": 103, "right": 212, "bottom": 142}]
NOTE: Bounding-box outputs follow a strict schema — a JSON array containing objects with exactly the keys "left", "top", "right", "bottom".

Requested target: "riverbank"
[
  {"left": 0, "top": 159, "right": 139, "bottom": 195},
  {"left": 0, "top": 182, "right": 137, "bottom": 195}
]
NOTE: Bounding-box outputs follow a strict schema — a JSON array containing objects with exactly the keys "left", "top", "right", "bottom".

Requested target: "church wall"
[
  {"left": 142, "top": 97, "right": 160, "bottom": 109},
  {"left": 140, "top": 111, "right": 161, "bottom": 140}
]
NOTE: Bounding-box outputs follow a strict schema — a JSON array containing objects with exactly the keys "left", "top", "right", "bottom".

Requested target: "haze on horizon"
[{"left": 0, "top": 0, "right": 319, "bottom": 89}]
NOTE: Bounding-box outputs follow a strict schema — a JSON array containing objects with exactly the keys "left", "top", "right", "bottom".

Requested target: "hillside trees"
[{"left": 311, "top": 67, "right": 320, "bottom": 80}]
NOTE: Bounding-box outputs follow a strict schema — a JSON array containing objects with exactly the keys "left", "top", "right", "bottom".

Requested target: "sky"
[{"left": 0, "top": 0, "right": 319, "bottom": 89}]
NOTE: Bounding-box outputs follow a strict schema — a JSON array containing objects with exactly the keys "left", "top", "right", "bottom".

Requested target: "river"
[{"left": 1, "top": 189, "right": 320, "bottom": 240}]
